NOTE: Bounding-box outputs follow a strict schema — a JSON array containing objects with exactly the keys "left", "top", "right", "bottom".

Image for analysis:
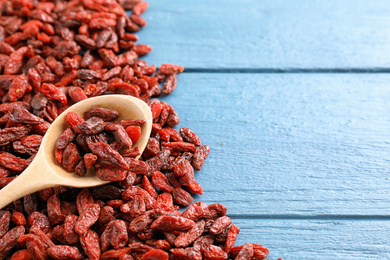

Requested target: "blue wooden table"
[{"left": 140, "top": 1, "right": 390, "bottom": 259}]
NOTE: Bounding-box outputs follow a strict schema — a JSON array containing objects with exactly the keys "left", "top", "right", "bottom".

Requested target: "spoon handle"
[{"left": 0, "top": 158, "right": 57, "bottom": 209}]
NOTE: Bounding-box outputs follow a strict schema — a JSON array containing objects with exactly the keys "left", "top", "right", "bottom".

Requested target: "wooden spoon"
[{"left": 0, "top": 95, "right": 152, "bottom": 209}]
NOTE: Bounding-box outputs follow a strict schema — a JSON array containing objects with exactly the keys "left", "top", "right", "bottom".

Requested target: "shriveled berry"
[
  {"left": 151, "top": 216, "right": 195, "bottom": 231},
  {"left": 47, "top": 245, "right": 84, "bottom": 260},
  {"left": 80, "top": 229, "right": 101, "bottom": 260},
  {"left": 172, "top": 187, "right": 193, "bottom": 207},
  {"left": 174, "top": 220, "right": 205, "bottom": 248},
  {"left": 203, "top": 245, "right": 228, "bottom": 260},
  {"left": 125, "top": 125, "right": 142, "bottom": 143},
  {"left": 141, "top": 249, "right": 169, "bottom": 260},
  {"left": 158, "top": 64, "right": 184, "bottom": 75},
  {"left": 75, "top": 203, "right": 100, "bottom": 236},
  {"left": 85, "top": 107, "right": 119, "bottom": 121}
]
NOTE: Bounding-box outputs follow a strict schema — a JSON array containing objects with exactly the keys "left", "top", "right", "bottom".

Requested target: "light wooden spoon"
[{"left": 0, "top": 94, "right": 152, "bottom": 209}]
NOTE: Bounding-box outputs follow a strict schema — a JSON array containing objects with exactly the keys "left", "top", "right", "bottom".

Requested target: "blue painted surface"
[
  {"left": 140, "top": 0, "right": 390, "bottom": 69},
  {"left": 142, "top": 1, "right": 390, "bottom": 259},
  {"left": 158, "top": 74, "right": 390, "bottom": 259}
]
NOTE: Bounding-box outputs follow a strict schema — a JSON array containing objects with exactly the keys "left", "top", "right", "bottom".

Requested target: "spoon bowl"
[{"left": 0, "top": 95, "right": 152, "bottom": 209}]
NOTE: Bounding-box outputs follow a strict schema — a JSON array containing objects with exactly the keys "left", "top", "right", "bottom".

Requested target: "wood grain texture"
[
  {"left": 232, "top": 219, "right": 390, "bottom": 260},
  {"left": 159, "top": 73, "right": 390, "bottom": 216},
  {"left": 139, "top": 0, "right": 390, "bottom": 69}
]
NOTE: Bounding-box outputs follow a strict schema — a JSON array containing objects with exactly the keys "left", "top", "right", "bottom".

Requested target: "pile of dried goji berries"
[
  {"left": 0, "top": 0, "right": 277, "bottom": 259},
  {"left": 56, "top": 107, "right": 145, "bottom": 179}
]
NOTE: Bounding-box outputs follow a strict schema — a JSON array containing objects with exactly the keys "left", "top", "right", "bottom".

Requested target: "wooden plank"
[
  {"left": 159, "top": 73, "right": 390, "bottom": 216},
  {"left": 231, "top": 218, "right": 390, "bottom": 259},
  {"left": 138, "top": 0, "right": 390, "bottom": 69}
]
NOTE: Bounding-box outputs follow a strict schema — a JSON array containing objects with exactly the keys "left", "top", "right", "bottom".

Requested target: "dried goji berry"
[
  {"left": 62, "top": 143, "right": 80, "bottom": 172},
  {"left": 75, "top": 203, "right": 100, "bottom": 236},
  {"left": 151, "top": 171, "right": 174, "bottom": 193},
  {"left": 230, "top": 243, "right": 269, "bottom": 259},
  {"left": 10, "top": 249, "right": 33, "bottom": 260},
  {"left": 56, "top": 128, "right": 76, "bottom": 150},
  {"left": 162, "top": 142, "right": 196, "bottom": 154},
  {"left": 130, "top": 14, "right": 147, "bottom": 27},
  {"left": 96, "top": 166, "right": 127, "bottom": 181},
  {"left": 123, "top": 186, "right": 156, "bottom": 211},
  {"left": 80, "top": 229, "right": 101, "bottom": 260},
  {"left": 0, "top": 177, "right": 16, "bottom": 189},
  {"left": 92, "top": 185, "right": 123, "bottom": 200},
  {"left": 106, "top": 123, "right": 133, "bottom": 148},
  {"left": 209, "top": 216, "right": 232, "bottom": 236},
  {"left": 98, "top": 206, "right": 115, "bottom": 225},
  {"left": 182, "top": 202, "right": 208, "bottom": 221},
  {"left": 63, "top": 214, "right": 79, "bottom": 245},
  {"left": 78, "top": 117, "right": 106, "bottom": 135},
  {"left": 192, "top": 145, "right": 210, "bottom": 171},
  {"left": 142, "top": 175, "right": 158, "bottom": 199},
  {"left": 0, "top": 125, "right": 31, "bottom": 146},
  {"left": 76, "top": 189, "right": 95, "bottom": 214},
  {"left": 224, "top": 224, "right": 239, "bottom": 253},
  {"left": 120, "top": 194, "right": 146, "bottom": 218},
  {"left": 170, "top": 247, "right": 202, "bottom": 260},
  {"left": 9, "top": 106, "right": 44, "bottom": 125},
  {"left": 204, "top": 204, "right": 227, "bottom": 220},
  {"left": 111, "top": 220, "right": 128, "bottom": 249},
  {"left": 127, "top": 158, "right": 150, "bottom": 174},
  {"left": 100, "top": 248, "right": 132, "bottom": 260},
  {"left": 162, "top": 73, "right": 177, "bottom": 95},
  {"left": 0, "top": 226, "right": 25, "bottom": 259},
  {"left": 4, "top": 46, "right": 32, "bottom": 75},
  {"left": 133, "top": 1, "right": 149, "bottom": 15},
  {"left": 68, "top": 86, "right": 88, "bottom": 103},
  {"left": 75, "top": 160, "right": 87, "bottom": 176},
  {"left": 84, "top": 153, "right": 98, "bottom": 169},
  {"left": 0, "top": 153, "right": 30, "bottom": 172},
  {"left": 186, "top": 180, "right": 203, "bottom": 195},
  {"left": 47, "top": 245, "right": 84, "bottom": 260},
  {"left": 41, "top": 83, "right": 67, "bottom": 105},
  {"left": 193, "top": 235, "right": 214, "bottom": 253},
  {"left": 88, "top": 142, "right": 129, "bottom": 170},
  {"left": 23, "top": 194, "right": 38, "bottom": 216},
  {"left": 143, "top": 137, "right": 160, "bottom": 160},
  {"left": 18, "top": 235, "right": 49, "bottom": 259},
  {"left": 133, "top": 44, "right": 152, "bottom": 56},
  {"left": 11, "top": 212, "right": 26, "bottom": 226},
  {"left": 47, "top": 193, "right": 65, "bottom": 225},
  {"left": 27, "top": 227, "right": 53, "bottom": 250},
  {"left": 151, "top": 215, "right": 195, "bottom": 232},
  {"left": 65, "top": 112, "right": 84, "bottom": 134},
  {"left": 174, "top": 220, "right": 205, "bottom": 248},
  {"left": 155, "top": 192, "right": 177, "bottom": 212},
  {"left": 52, "top": 224, "right": 67, "bottom": 245},
  {"left": 9, "top": 74, "right": 31, "bottom": 102},
  {"left": 172, "top": 187, "right": 193, "bottom": 207},
  {"left": 158, "top": 64, "right": 184, "bottom": 75},
  {"left": 128, "top": 210, "right": 154, "bottom": 233},
  {"left": 141, "top": 249, "right": 169, "bottom": 260},
  {"left": 28, "top": 212, "right": 50, "bottom": 233},
  {"left": 203, "top": 245, "right": 228, "bottom": 260},
  {"left": 166, "top": 106, "right": 180, "bottom": 127},
  {"left": 0, "top": 211, "right": 11, "bottom": 239},
  {"left": 100, "top": 220, "right": 114, "bottom": 252},
  {"left": 125, "top": 125, "right": 142, "bottom": 143},
  {"left": 146, "top": 151, "right": 171, "bottom": 177}
]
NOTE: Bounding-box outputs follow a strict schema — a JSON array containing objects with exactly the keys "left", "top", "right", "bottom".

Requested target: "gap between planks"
[
  {"left": 228, "top": 214, "right": 390, "bottom": 221},
  {"left": 183, "top": 68, "right": 390, "bottom": 73}
]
